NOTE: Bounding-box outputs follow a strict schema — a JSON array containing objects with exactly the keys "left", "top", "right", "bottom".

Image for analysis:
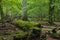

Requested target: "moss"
[
  {"left": 13, "top": 19, "right": 40, "bottom": 30},
  {"left": 0, "top": 37, "right": 2, "bottom": 40},
  {"left": 13, "top": 19, "right": 41, "bottom": 39},
  {"left": 14, "top": 31, "right": 28, "bottom": 38},
  {"left": 51, "top": 33, "right": 57, "bottom": 37},
  {"left": 49, "top": 28, "right": 58, "bottom": 38}
]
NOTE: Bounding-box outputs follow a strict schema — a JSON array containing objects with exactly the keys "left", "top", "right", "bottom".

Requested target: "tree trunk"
[
  {"left": 48, "top": 0, "right": 55, "bottom": 25},
  {"left": 5, "top": 8, "right": 10, "bottom": 20},
  {"left": 0, "top": 0, "right": 6, "bottom": 27},
  {"left": 22, "top": 0, "right": 28, "bottom": 21}
]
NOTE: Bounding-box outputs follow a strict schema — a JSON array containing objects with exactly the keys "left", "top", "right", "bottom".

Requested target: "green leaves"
[
  {"left": 1, "top": 0, "right": 60, "bottom": 21},
  {"left": 13, "top": 19, "right": 39, "bottom": 28}
]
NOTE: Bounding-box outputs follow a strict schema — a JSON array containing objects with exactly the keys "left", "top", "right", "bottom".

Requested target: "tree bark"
[
  {"left": 48, "top": 0, "right": 55, "bottom": 25},
  {"left": 22, "top": 0, "right": 28, "bottom": 21},
  {"left": 0, "top": 0, "right": 6, "bottom": 27}
]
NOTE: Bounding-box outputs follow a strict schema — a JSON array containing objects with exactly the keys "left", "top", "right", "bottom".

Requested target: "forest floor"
[
  {"left": 0, "top": 21, "right": 60, "bottom": 40},
  {"left": 0, "top": 23, "right": 20, "bottom": 40},
  {"left": 41, "top": 21, "right": 60, "bottom": 40}
]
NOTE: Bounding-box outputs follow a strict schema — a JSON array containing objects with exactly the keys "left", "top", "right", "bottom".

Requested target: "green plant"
[
  {"left": 14, "top": 31, "right": 28, "bottom": 38},
  {"left": 13, "top": 19, "right": 41, "bottom": 40},
  {"left": 0, "top": 36, "right": 2, "bottom": 40},
  {"left": 13, "top": 19, "right": 40, "bottom": 30}
]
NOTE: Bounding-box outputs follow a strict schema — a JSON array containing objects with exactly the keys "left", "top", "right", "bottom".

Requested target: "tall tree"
[
  {"left": 22, "top": 0, "right": 28, "bottom": 21},
  {"left": 0, "top": 0, "right": 6, "bottom": 27},
  {"left": 48, "top": 0, "right": 55, "bottom": 25}
]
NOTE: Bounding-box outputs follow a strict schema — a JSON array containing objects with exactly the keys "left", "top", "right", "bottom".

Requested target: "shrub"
[
  {"left": 14, "top": 28, "right": 41, "bottom": 40},
  {"left": 13, "top": 31, "right": 28, "bottom": 40},
  {"left": 13, "top": 19, "right": 42, "bottom": 40},
  {"left": 14, "top": 31, "right": 28, "bottom": 38},
  {"left": 13, "top": 19, "right": 40, "bottom": 30},
  {"left": 49, "top": 28, "right": 58, "bottom": 38}
]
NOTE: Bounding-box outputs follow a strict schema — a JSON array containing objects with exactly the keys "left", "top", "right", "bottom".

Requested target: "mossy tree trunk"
[
  {"left": 0, "top": 0, "right": 6, "bottom": 27},
  {"left": 48, "top": 0, "right": 55, "bottom": 25},
  {"left": 22, "top": 0, "right": 28, "bottom": 21}
]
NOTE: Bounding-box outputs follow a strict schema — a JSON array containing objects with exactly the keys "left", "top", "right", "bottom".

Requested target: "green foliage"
[
  {"left": 13, "top": 19, "right": 39, "bottom": 29},
  {"left": 13, "top": 19, "right": 41, "bottom": 38},
  {"left": 51, "top": 33, "right": 57, "bottom": 37},
  {"left": 14, "top": 31, "right": 28, "bottom": 38},
  {"left": 0, "top": 0, "right": 60, "bottom": 21},
  {"left": 49, "top": 28, "right": 58, "bottom": 37}
]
